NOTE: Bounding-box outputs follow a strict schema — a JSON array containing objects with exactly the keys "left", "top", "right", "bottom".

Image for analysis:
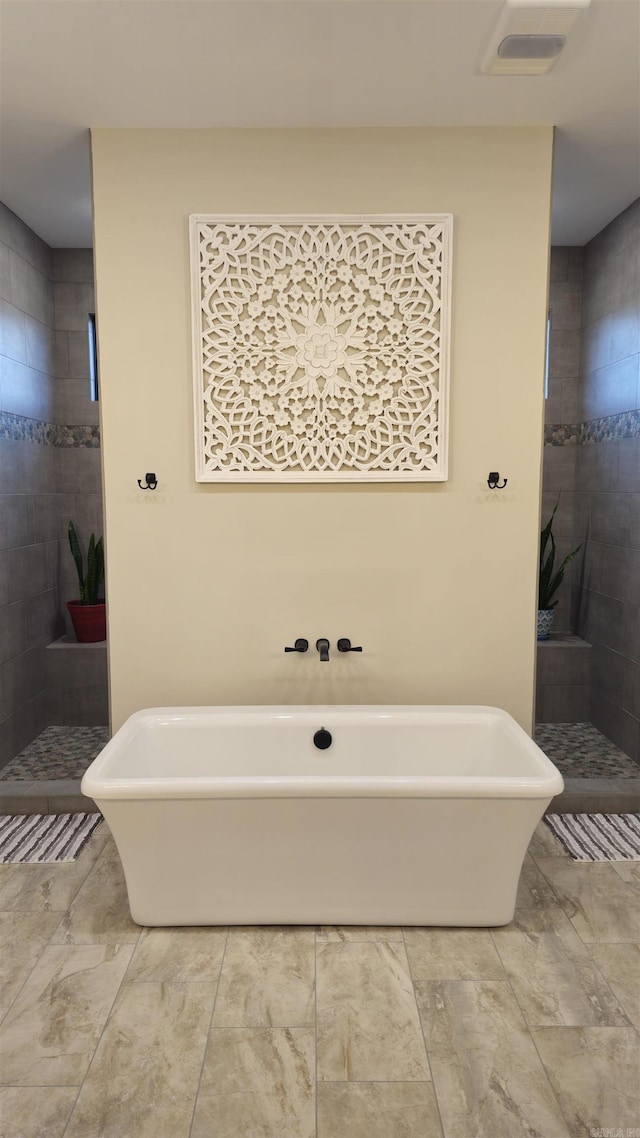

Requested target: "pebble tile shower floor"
[
  {"left": 0, "top": 819, "right": 638, "bottom": 1137},
  {"left": 0, "top": 728, "right": 110, "bottom": 781},
  {"left": 534, "top": 724, "right": 640, "bottom": 779}
]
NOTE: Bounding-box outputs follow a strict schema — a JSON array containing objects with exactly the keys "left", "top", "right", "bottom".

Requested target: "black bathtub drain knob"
[{"left": 313, "top": 727, "right": 332, "bottom": 750}]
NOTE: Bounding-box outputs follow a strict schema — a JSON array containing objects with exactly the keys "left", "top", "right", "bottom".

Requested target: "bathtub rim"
[{"left": 81, "top": 704, "right": 564, "bottom": 802}]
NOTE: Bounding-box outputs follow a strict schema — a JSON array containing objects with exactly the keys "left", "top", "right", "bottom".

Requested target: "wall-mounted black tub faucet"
[{"left": 316, "top": 638, "right": 330, "bottom": 662}]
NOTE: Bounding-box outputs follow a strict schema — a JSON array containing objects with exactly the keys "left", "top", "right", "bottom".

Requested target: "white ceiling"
[{"left": 1, "top": 0, "right": 638, "bottom": 247}]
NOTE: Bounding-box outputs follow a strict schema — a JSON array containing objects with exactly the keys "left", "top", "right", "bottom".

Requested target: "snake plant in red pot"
[{"left": 67, "top": 522, "right": 106, "bottom": 642}]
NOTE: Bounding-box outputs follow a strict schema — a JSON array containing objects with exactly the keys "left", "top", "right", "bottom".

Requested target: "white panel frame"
[{"left": 190, "top": 214, "right": 452, "bottom": 483}]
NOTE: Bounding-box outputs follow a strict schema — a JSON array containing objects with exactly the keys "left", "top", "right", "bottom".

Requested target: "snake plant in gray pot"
[
  {"left": 538, "top": 502, "right": 581, "bottom": 640},
  {"left": 67, "top": 521, "right": 106, "bottom": 642}
]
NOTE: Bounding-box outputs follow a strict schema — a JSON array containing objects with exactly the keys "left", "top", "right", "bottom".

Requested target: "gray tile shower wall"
[
  {"left": 52, "top": 249, "right": 103, "bottom": 637},
  {"left": 0, "top": 206, "right": 105, "bottom": 765},
  {"left": 543, "top": 247, "right": 583, "bottom": 632},
  {"left": 0, "top": 204, "right": 58, "bottom": 765},
  {"left": 573, "top": 200, "right": 640, "bottom": 761}
]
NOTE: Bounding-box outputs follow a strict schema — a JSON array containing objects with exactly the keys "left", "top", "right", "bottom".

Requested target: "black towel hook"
[
  {"left": 487, "top": 471, "right": 508, "bottom": 490},
  {"left": 138, "top": 472, "right": 158, "bottom": 490}
]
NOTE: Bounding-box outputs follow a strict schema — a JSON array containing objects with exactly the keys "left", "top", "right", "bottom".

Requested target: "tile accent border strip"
[
  {"left": 4, "top": 408, "right": 636, "bottom": 452},
  {"left": 0, "top": 412, "right": 100, "bottom": 448},
  {"left": 545, "top": 409, "right": 640, "bottom": 446}
]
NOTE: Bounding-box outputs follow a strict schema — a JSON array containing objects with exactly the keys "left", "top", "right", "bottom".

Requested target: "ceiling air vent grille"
[{"left": 480, "top": 0, "right": 590, "bottom": 75}]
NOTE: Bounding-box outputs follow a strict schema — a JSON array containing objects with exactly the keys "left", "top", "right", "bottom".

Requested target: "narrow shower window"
[
  {"left": 544, "top": 310, "right": 551, "bottom": 399},
  {"left": 88, "top": 312, "right": 99, "bottom": 401}
]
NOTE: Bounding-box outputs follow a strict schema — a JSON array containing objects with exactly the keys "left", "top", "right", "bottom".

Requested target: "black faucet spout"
[{"left": 316, "top": 638, "right": 330, "bottom": 662}]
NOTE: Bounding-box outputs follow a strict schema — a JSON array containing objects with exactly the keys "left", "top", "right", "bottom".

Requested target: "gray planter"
[{"left": 537, "top": 608, "right": 555, "bottom": 640}]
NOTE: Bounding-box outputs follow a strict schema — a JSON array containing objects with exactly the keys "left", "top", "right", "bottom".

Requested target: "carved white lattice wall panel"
[{"left": 190, "top": 215, "right": 452, "bottom": 482}]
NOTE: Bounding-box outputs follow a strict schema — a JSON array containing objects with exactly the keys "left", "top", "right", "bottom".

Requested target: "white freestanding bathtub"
[{"left": 81, "top": 705, "right": 563, "bottom": 927}]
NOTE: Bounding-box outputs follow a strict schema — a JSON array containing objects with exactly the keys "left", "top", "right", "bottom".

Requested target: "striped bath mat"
[
  {"left": 0, "top": 813, "right": 103, "bottom": 863},
  {"left": 544, "top": 813, "right": 640, "bottom": 861}
]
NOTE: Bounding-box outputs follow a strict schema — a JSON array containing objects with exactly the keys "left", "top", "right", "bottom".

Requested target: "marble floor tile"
[
  {"left": 532, "top": 1026, "right": 640, "bottom": 1138},
  {"left": 535, "top": 858, "right": 640, "bottom": 942},
  {"left": 317, "top": 1081, "right": 443, "bottom": 1138},
  {"left": 491, "top": 907, "right": 631, "bottom": 1027},
  {"left": 316, "top": 925, "right": 404, "bottom": 942},
  {"left": 126, "top": 925, "right": 228, "bottom": 983},
  {"left": 415, "top": 980, "right": 570, "bottom": 1138},
  {"left": 586, "top": 942, "right": 640, "bottom": 1029},
  {"left": 192, "top": 1026, "right": 315, "bottom": 1138},
  {"left": 213, "top": 928, "right": 315, "bottom": 1028},
  {"left": 2, "top": 795, "right": 638, "bottom": 1138},
  {"left": 50, "top": 840, "right": 140, "bottom": 945},
  {"left": 403, "top": 927, "right": 506, "bottom": 981},
  {"left": 527, "top": 819, "right": 568, "bottom": 859},
  {"left": 0, "top": 943, "right": 133, "bottom": 1085},
  {"left": 65, "top": 981, "right": 217, "bottom": 1138},
  {"left": 316, "top": 941, "right": 430, "bottom": 1082},
  {"left": 0, "top": 1085, "right": 78, "bottom": 1138},
  {"left": 612, "top": 859, "right": 640, "bottom": 892},
  {"left": 516, "top": 853, "right": 562, "bottom": 909},
  {"left": 0, "top": 831, "right": 107, "bottom": 914},
  {"left": 0, "top": 862, "right": 90, "bottom": 916},
  {"left": 0, "top": 910, "right": 60, "bottom": 1012}
]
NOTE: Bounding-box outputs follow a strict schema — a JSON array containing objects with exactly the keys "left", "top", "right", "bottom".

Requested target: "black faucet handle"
[
  {"left": 284, "top": 638, "right": 309, "bottom": 653},
  {"left": 337, "top": 638, "right": 363, "bottom": 653}
]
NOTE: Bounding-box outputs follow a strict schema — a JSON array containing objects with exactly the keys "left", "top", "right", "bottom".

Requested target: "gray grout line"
[
  {"left": 401, "top": 926, "right": 446, "bottom": 1138},
  {"left": 187, "top": 926, "right": 230, "bottom": 1138},
  {"left": 577, "top": 945, "right": 636, "bottom": 1031},
  {"left": 59, "top": 834, "right": 143, "bottom": 1135},
  {"left": 516, "top": 983, "right": 575, "bottom": 1136},
  {"left": 60, "top": 943, "right": 140, "bottom": 1138},
  {"left": 60, "top": 1083, "right": 85, "bottom": 1138},
  {"left": 314, "top": 925, "right": 319, "bottom": 1136}
]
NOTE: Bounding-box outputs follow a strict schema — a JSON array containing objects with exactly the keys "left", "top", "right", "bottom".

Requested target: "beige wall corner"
[{"left": 91, "top": 127, "right": 553, "bottom": 731}]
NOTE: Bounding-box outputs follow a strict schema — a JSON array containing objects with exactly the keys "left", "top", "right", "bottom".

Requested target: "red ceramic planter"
[{"left": 67, "top": 601, "right": 107, "bottom": 643}]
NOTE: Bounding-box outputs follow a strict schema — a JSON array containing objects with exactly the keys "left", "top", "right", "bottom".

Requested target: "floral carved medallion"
[{"left": 190, "top": 215, "right": 452, "bottom": 481}]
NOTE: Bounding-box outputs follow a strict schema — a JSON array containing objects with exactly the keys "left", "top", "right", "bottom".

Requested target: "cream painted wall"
[{"left": 91, "top": 128, "right": 553, "bottom": 732}]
